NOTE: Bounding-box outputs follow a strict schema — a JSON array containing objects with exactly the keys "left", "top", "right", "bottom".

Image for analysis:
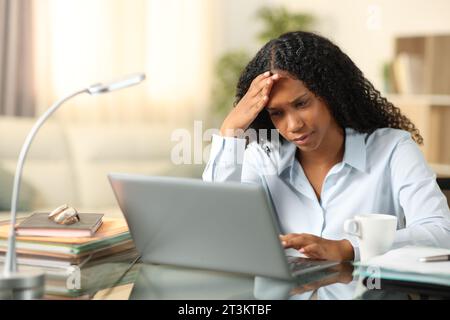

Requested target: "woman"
[{"left": 203, "top": 31, "right": 450, "bottom": 261}]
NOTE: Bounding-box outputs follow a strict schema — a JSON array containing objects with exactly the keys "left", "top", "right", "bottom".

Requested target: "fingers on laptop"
[
  {"left": 300, "top": 243, "right": 324, "bottom": 259},
  {"left": 280, "top": 233, "right": 315, "bottom": 248},
  {"left": 280, "top": 233, "right": 324, "bottom": 259}
]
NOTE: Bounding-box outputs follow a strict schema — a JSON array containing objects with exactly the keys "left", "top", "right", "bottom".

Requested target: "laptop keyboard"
[{"left": 287, "top": 256, "right": 339, "bottom": 276}]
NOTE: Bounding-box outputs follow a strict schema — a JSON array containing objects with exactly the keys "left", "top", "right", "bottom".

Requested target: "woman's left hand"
[{"left": 280, "top": 233, "right": 354, "bottom": 261}]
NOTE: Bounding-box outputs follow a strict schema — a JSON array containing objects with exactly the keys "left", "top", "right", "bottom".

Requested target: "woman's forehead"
[{"left": 268, "top": 77, "right": 310, "bottom": 107}]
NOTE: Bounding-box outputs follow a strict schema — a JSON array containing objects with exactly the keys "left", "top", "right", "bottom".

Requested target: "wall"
[{"left": 214, "top": 0, "right": 450, "bottom": 91}]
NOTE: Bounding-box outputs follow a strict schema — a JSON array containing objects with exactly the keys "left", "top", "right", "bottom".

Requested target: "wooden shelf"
[
  {"left": 394, "top": 35, "right": 450, "bottom": 95},
  {"left": 389, "top": 35, "right": 450, "bottom": 165},
  {"left": 430, "top": 163, "right": 450, "bottom": 177},
  {"left": 390, "top": 99, "right": 450, "bottom": 164},
  {"left": 387, "top": 94, "right": 450, "bottom": 107}
]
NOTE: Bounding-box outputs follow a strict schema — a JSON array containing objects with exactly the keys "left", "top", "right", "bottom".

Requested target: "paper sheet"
[{"left": 359, "top": 246, "right": 450, "bottom": 276}]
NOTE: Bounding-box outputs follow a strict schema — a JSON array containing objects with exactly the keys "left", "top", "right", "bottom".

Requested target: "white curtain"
[
  {"left": 0, "top": 0, "right": 35, "bottom": 117},
  {"left": 32, "top": 0, "right": 213, "bottom": 125}
]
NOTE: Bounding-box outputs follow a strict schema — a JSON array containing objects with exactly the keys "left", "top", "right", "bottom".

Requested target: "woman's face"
[{"left": 266, "top": 73, "right": 341, "bottom": 152}]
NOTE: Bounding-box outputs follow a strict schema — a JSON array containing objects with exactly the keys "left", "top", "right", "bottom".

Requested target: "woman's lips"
[{"left": 293, "top": 132, "right": 313, "bottom": 145}]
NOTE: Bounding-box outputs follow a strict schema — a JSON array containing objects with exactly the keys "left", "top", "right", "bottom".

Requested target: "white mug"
[{"left": 344, "top": 213, "right": 398, "bottom": 262}]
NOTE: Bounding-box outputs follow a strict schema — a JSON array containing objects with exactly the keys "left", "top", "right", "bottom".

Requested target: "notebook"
[
  {"left": 16, "top": 212, "right": 104, "bottom": 238},
  {"left": 354, "top": 246, "right": 450, "bottom": 286},
  {"left": 0, "top": 218, "right": 131, "bottom": 258}
]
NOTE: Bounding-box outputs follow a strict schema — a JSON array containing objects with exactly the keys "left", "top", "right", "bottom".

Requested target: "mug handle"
[{"left": 344, "top": 219, "right": 361, "bottom": 238}]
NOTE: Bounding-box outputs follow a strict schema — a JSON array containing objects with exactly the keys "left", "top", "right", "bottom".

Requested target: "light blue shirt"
[{"left": 202, "top": 128, "right": 450, "bottom": 261}]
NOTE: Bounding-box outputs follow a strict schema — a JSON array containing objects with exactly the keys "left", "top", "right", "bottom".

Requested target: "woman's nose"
[{"left": 287, "top": 113, "right": 304, "bottom": 133}]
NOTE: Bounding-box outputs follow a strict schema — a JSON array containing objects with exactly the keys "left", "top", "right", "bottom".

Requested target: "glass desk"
[
  {"left": 63, "top": 258, "right": 448, "bottom": 300},
  {"left": 2, "top": 214, "right": 447, "bottom": 300}
]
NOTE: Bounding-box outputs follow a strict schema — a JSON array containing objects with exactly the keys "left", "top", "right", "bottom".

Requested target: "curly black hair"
[{"left": 235, "top": 31, "right": 423, "bottom": 144}]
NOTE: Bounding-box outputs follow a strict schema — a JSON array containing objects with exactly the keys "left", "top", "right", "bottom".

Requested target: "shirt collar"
[
  {"left": 343, "top": 128, "right": 367, "bottom": 173},
  {"left": 277, "top": 127, "right": 368, "bottom": 177},
  {"left": 277, "top": 141, "right": 297, "bottom": 177}
]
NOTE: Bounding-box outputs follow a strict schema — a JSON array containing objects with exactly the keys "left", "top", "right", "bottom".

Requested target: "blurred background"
[{"left": 0, "top": 0, "right": 449, "bottom": 216}]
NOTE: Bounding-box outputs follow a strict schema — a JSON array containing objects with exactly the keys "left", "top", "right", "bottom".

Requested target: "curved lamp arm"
[
  {"left": 3, "top": 73, "right": 146, "bottom": 276},
  {"left": 4, "top": 88, "right": 89, "bottom": 275}
]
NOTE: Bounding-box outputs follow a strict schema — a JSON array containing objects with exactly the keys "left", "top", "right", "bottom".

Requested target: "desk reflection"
[
  {"left": 254, "top": 263, "right": 356, "bottom": 300},
  {"left": 129, "top": 264, "right": 255, "bottom": 300},
  {"left": 128, "top": 262, "right": 361, "bottom": 300}
]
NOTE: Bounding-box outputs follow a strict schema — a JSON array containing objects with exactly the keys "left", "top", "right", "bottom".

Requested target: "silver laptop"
[{"left": 108, "top": 173, "right": 339, "bottom": 280}]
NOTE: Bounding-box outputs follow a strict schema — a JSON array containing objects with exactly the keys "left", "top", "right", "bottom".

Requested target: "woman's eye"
[
  {"left": 295, "top": 100, "right": 307, "bottom": 108},
  {"left": 269, "top": 111, "right": 282, "bottom": 117}
]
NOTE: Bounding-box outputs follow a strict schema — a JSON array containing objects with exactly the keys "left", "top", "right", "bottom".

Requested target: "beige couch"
[
  {"left": 0, "top": 116, "right": 203, "bottom": 218},
  {"left": 1, "top": 116, "right": 447, "bottom": 218}
]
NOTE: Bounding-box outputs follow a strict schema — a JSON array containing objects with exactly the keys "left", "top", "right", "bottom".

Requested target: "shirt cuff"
[
  {"left": 343, "top": 235, "right": 360, "bottom": 262},
  {"left": 210, "top": 134, "right": 247, "bottom": 165}
]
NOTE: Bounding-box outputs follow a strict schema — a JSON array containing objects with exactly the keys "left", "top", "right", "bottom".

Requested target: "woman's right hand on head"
[{"left": 220, "top": 71, "right": 280, "bottom": 137}]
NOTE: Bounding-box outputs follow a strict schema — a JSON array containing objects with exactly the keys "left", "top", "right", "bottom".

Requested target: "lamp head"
[{"left": 88, "top": 73, "right": 146, "bottom": 95}]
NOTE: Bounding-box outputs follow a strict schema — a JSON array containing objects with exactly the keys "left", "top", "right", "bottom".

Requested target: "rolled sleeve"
[
  {"left": 342, "top": 235, "right": 361, "bottom": 262},
  {"left": 202, "top": 134, "right": 247, "bottom": 182},
  {"left": 390, "top": 137, "right": 450, "bottom": 249}
]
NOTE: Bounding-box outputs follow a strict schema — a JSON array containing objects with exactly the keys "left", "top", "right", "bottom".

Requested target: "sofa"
[
  {"left": 1, "top": 116, "right": 448, "bottom": 219},
  {"left": 0, "top": 116, "right": 204, "bottom": 218}
]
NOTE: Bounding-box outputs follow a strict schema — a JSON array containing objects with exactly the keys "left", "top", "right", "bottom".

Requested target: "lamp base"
[{"left": 0, "top": 270, "right": 45, "bottom": 300}]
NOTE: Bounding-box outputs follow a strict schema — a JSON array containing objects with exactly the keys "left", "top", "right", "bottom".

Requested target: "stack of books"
[{"left": 0, "top": 216, "right": 139, "bottom": 299}]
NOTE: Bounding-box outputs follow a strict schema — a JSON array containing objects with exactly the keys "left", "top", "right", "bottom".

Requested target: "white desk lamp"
[{"left": 0, "top": 73, "right": 146, "bottom": 299}]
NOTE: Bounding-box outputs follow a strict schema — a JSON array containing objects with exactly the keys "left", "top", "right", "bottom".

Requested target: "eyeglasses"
[{"left": 48, "top": 204, "right": 80, "bottom": 225}]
